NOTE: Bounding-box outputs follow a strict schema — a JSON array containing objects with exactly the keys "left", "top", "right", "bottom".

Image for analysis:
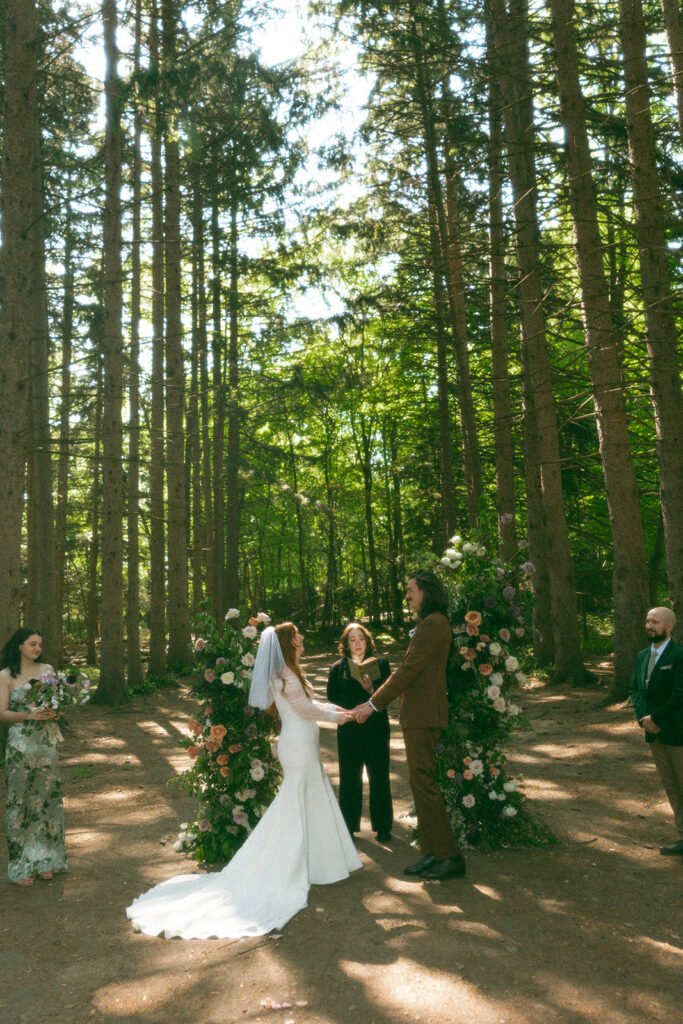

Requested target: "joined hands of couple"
[{"left": 336, "top": 673, "right": 376, "bottom": 725}]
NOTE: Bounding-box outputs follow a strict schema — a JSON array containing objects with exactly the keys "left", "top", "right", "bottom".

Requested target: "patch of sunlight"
[
  {"left": 635, "top": 935, "right": 683, "bottom": 964},
  {"left": 87, "top": 736, "right": 128, "bottom": 749},
  {"left": 537, "top": 975, "right": 657, "bottom": 1024},
  {"left": 472, "top": 883, "right": 502, "bottom": 901},
  {"left": 135, "top": 721, "right": 172, "bottom": 737},
  {"left": 447, "top": 920, "right": 504, "bottom": 940},
  {"left": 517, "top": 777, "right": 574, "bottom": 800},
  {"left": 537, "top": 897, "right": 571, "bottom": 915},
  {"left": 339, "top": 955, "right": 499, "bottom": 1017}
]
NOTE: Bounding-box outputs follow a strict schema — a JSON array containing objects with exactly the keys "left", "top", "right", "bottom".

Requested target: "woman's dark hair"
[
  {"left": 338, "top": 622, "right": 376, "bottom": 659},
  {"left": 410, "top": 570, "right": 450, "bottom": 620},
  {"left": 0, "top": 627, "right": 42, "bottom": 679}
]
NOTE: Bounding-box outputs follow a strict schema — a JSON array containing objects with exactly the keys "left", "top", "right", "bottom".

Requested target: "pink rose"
[
  {"left": 204, "top": 669, "right": 216, "bottom": 683},
  {"left": 194, "top": 638, "right": 206, "bottom": 652},
  {"left": 499, "top": 628, "right": 511, "bottom": 642}
]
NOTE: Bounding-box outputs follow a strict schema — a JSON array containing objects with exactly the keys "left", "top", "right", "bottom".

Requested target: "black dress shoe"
[
  {"left": 659, "top": 839, "right": 683, "bottom": 855},
  {"left": 419, "top": 855, "right": 467, "bottom": 881},
  {"left": 376, "top": 831, "right": 392, "bottom": 843},
  {"left": 403, "top": 854, "right": 436, "bottom": 876}
]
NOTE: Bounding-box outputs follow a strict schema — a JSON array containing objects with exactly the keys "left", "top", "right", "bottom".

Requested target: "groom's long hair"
[
  {"left": 411, "top": 570, "right": 450, "bottom": 620},
  {"left": 275, "top": 622, "right": 314, "bottom": 697}
]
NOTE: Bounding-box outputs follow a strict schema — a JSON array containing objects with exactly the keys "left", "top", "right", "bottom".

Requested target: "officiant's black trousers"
[{"left": 337, "top": 716, "right": 393, "bottom": 834}]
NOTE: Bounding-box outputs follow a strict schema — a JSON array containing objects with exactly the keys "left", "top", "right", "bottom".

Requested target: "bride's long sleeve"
[{"left": 279, "top": 672, "right": 348, "bottom": 724}]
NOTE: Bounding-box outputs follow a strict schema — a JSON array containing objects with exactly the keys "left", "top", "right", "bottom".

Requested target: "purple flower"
[
  {"left": 521, "top": 561, "right": 535, "bottom": 575},
  {"left": 512, "top": 605, "right": 521, "bottom": 617},
  {"left": 483, "top": 595, "right": 497, "bottom": 609},
  {"left": 502, "top": 585, "right": 516, "bottom": 601}
]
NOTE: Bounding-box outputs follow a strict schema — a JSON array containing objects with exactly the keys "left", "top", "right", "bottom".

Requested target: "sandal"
[
  {"left": 38, "top": 871, "right": 53, "bottom": 880},
  {"left": 16, "top": 877, "right": 35, "bottom": 887}
]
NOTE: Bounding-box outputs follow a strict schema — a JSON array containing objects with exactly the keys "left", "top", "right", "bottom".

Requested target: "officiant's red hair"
[{"left": 338, "top": 622, "right": 376, "bottom": 659}]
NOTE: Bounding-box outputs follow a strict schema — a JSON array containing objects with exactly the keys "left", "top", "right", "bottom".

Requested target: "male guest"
[
  {"left": 629, "top": 606, "right": 683, "bottom": 856},
  {"left": 351, "top": 570, "right": 465, "bottom": 880}
]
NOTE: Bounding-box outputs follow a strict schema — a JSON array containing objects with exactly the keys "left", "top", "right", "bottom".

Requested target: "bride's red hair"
[{"left": 275, "top": 622, "right": 312, "bottom": 696}]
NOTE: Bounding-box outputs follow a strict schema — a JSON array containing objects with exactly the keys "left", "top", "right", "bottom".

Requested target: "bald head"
[{"left": 646, "top": 607, "right": 676, "bottom": 644}]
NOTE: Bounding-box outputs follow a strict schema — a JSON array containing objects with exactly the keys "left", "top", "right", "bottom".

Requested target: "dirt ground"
[{"left": 1, "top": 647, "right": 681, "bottom": 1024}]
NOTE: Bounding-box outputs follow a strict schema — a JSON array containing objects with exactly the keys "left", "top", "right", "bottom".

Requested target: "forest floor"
[{"left": 1, "top": 641, "right": 681, "bottom": 1024}]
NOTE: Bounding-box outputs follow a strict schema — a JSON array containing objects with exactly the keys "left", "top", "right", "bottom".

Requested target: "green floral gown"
[{"left": 5, "top": 685, "right": 67, "bottom": 882}]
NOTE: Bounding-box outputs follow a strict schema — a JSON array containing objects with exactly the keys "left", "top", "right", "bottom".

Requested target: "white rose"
[
  {"left": 486, "top": 684, "right": 501, "bottom": 700},
  {"left": 241, "top": 653, "right": 255, "bottom": 667},
  {"left": 509, "top": 703, "right": 520, "bottom": 716},
  {"left": 503, "top": 780, "right": 517, "bottom": 792},
  {"left": 490, "top": 672, "right": 503, "bottom": 686},
  {"left": 173, "top": 840, "right": 183, "bottom": 852},
  {"left": 462, "top": 542, "right": 474, "bottom": 554},
  {"left": 497, "top": 792, "right": 506, "bottom": 801},
  {"left": 256, "top": 612, "right": 271, "bottom": 624},
  {"left": 242, "top": 625, "right": 258, "bottom": 639},
  {"left": 250, "top": 765, "right": 265, "bottom": 781},
  {"left": 505, "top": 656, "right": 519, "bottom": 672},
  {"left": 441, "top": 557, "right": 453, "bottom": 567},
  {"left": 444, "top": 548, "right": 457, "bottom": 560},
  {"left": 220, "top": 671, "right": 235, "bottom": 685},
  {"left": 502, "top": 805, "right": 518, "bottom": 818},
  {"left": 493, "top": 696, "right": 506, "bottom": 712},
  {"left": 489, "top": 790, "right": 498, "bottom": 800},
  {"left": 450, "top": 535, "right": 462, "bottom": 545},
  {"left": 515, "top": 672, "right": 527, "bottom": 685},
  {"left": 469, "top": 759, "right": 484, "bottom": 776},
  {"left": 489, "top": 642, "right": 502, "bottom": 656},
  {"left": 225, "top": 608, "right": 239, "bottom": 620},
  {"left": 462, "top": 794, "right": 475, "bottom": 808}
]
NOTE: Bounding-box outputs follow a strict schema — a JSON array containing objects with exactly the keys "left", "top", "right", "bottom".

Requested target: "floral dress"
[{"left": 4, "top": 685, "right": 67, "bottom": 882}]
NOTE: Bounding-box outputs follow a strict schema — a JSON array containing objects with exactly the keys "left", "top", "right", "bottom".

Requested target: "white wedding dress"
[{"left": 126, "top": 670, "right": 361, "bottom": 939}]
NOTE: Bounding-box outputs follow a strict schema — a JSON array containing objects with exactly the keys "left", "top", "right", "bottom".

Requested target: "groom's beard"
[{"left": 646, "top": 630, "right": 667, "bottom": 644}]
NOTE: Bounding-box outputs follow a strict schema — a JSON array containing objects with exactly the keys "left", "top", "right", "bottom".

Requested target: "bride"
[{"left": 126, "top": 622, "right": 362, "bottom": 938}]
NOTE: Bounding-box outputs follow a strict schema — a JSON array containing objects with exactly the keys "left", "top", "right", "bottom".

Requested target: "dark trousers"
[
  {"left": 337, "top": 717, "right": 393, "bottom": 834},
  {"left": 403, "top": 726, "right": 459, "bottom": 861}
]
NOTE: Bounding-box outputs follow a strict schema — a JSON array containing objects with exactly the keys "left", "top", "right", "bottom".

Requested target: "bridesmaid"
[
  {"left": 0, "top": 628, "right": 66, "bottom": 886},
  {"left": 327, "top": 622, "right": 393, "bottom": 842}
]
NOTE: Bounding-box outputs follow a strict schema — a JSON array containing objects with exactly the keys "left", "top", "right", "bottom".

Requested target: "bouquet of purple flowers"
[{"left": 28, "top": 670, "right": 91, "bottom": 714}]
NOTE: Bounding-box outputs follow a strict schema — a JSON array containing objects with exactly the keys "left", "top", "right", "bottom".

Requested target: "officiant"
[{"left": 327, "top": 623, "right": 393, "bottom": 843}]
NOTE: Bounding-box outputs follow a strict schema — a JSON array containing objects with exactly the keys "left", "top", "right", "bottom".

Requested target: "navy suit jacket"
[{"left": 629, "top": 639, "right": 683, "bottom": 746}]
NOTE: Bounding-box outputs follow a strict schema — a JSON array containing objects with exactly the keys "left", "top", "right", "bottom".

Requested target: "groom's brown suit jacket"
[{"left": 370, "top": 612, "right": 451, "bottom": 727}]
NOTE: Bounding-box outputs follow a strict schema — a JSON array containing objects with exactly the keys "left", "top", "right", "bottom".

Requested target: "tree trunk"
[
  {"left": 55, "top": 190, "right": 74, "bottom": 667},
  {"left": 224, "top": 201, "right": 241, "bottom": 610},
  {"left": 485, "top": 3, "right": 517, "bottom": 562},
  {"left": 618, "top": 0, "right": 683, "bottom": 621},
  {"left": 0, "top": 0, "right": 37, "bottom": 644},
  {"left": 189, "top": 179, "right": 204, "bottom": 618},
  {"left": 126, "top": 0, "right": 143, "bottom": 689},
  {"left": 288, "top": 435, "right": 310, "bottom": 628},
  {"left": 96, "top": 0, "right": 126, "bottom": 704},
  {"left": 162, "top": 0, "right": 191, "bottom": 669},
  {"left": 550, "top": 0, "right": 649, "bottom": 699},
  {"left": 87, "top": 353, "right": 103, "bottom": 666},
  {"left": 660, "top": 0, "right": 683, "bottom": 140},
  {"left": 491, "top": 0, "right": 589, "bottom": 683},
  {"left": 211, "top": 198, "right": 226, "bottom": 618},
  {"left": 147, "top": 1, "right": 167, "bottom": 677}
]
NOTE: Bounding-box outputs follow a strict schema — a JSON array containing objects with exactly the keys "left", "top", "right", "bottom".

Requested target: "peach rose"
[
  {"left": 248, "top": 616, "right": 260, "bottom": 627},
  {"left": 479, "top": 663, "right": 493, "bottom": 676},
  {"left": 210, "top": 724, "right": 227, "bottom": 742},
  {"left": 188, "top": 745, "right": 199, "bottom": 759},
  {"left": 480, "top": 634, "right": 490, "bottom": 642},
  {"left": 465, "top": 610, "right": 482, "bottom": 626},
  {"left": 466, "top": 623, "right": 479, "bottom": 636},
  {"left": 463, "top": 769, "right": 474, "bottom": 780},
  {"left": 216, "top": 754, "right": 229, "bottom": 765},
  {"left": 446, "top": 769, "right": 456, "bottom": 779},
  {"left": 460, "top": 647, "right": 477, "bottom": 661},
  {"left": 463, "top": 756, "right": 472, "bottom": 766},
  {"left": 220, "top": 766, "right": 229, "bottom": 777},
  {"left": 228, "top": 743, "right": 242, "bottom": 754},
  {"left": 206, "top": 737, "right": 219, "bottom": 752}
]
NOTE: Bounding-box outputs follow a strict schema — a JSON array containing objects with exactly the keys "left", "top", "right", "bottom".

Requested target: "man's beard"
[{"left": 647, "top": 629, "right": 667, "bottom": 644}]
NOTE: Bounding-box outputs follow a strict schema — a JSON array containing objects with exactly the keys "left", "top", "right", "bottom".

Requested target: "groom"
[{"left": 351, "top": 570, "right": 465, "bottom": 880}]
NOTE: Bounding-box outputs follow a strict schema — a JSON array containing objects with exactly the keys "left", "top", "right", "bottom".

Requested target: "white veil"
[{"left": 248, "top": 626, "right": 286, "bottom": 709}]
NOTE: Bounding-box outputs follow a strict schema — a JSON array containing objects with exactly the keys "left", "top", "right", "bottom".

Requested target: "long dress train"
[{"left": 126, "top": 671, "right": 361, "bottom": 938}]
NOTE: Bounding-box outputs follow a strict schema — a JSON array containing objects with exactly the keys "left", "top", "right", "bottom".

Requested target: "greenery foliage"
[
  {"left": 435, "top": 535, "right": 556, "bottom": 848},
  {"left": 172, "top": 611, "right": 282, "bottom": 865}
]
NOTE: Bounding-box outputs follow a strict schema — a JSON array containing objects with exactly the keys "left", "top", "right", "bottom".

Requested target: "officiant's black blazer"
[{"left": 629, "top": 639, "right": 683, "bottom": 746}]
